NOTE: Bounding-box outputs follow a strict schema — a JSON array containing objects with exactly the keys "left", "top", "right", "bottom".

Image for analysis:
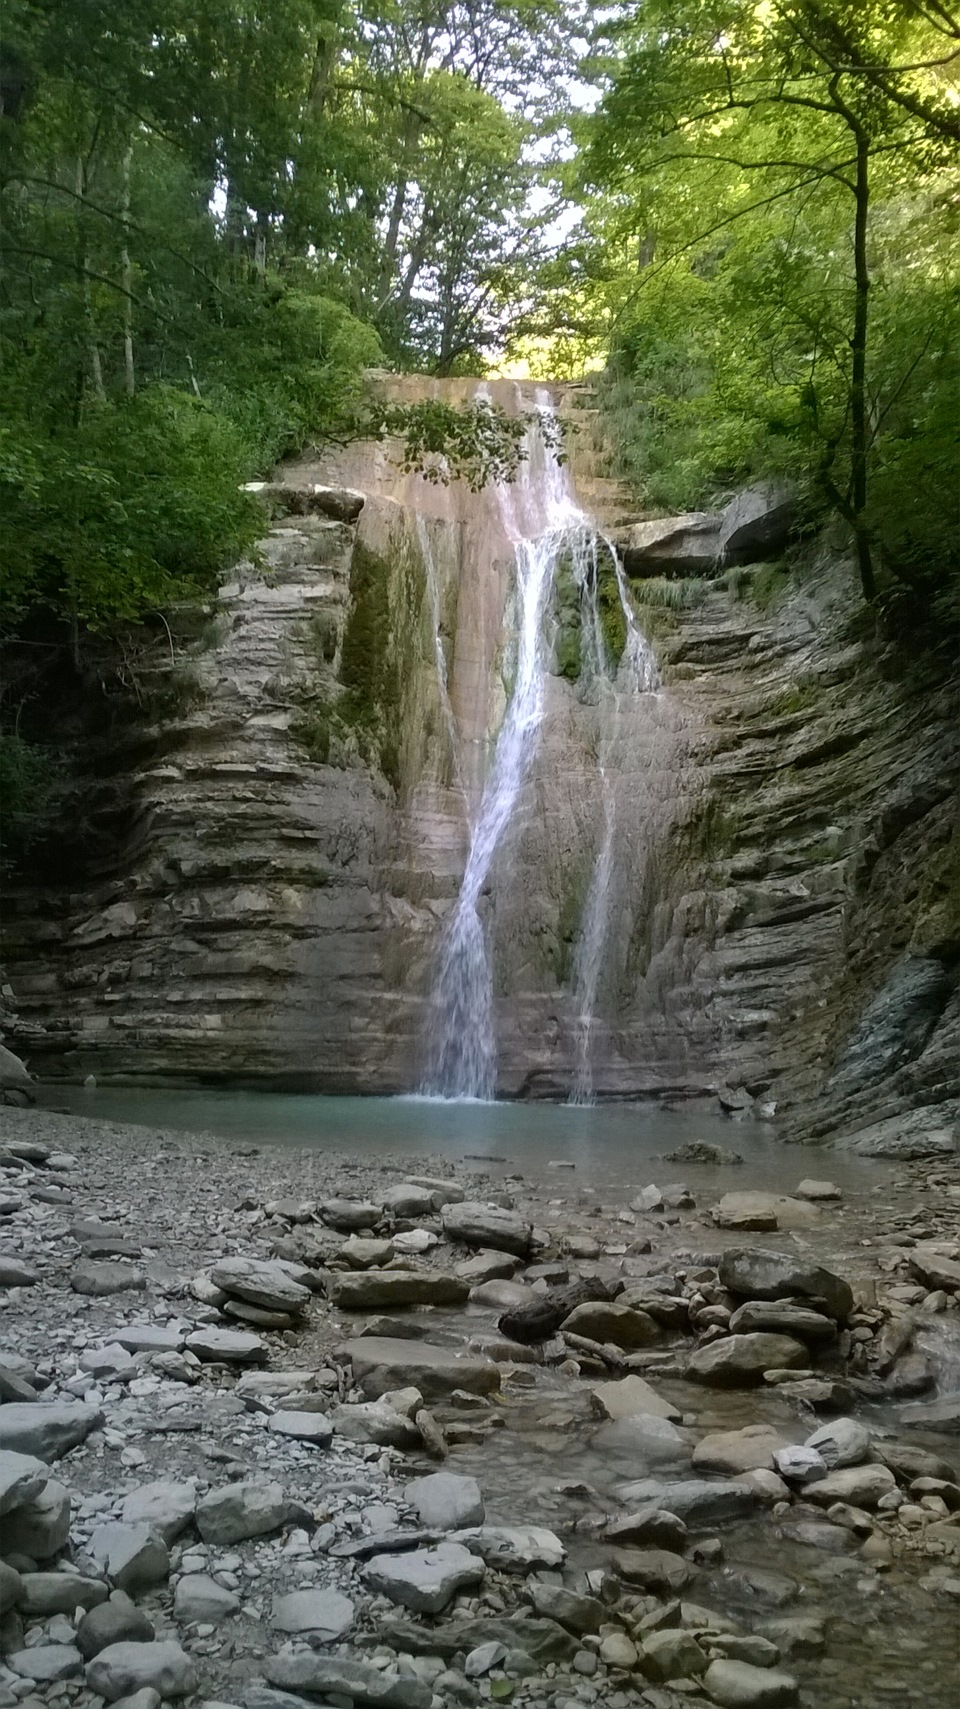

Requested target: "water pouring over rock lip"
[{"left": 421, "top": 394, "right": 659, "bottom": 1103}]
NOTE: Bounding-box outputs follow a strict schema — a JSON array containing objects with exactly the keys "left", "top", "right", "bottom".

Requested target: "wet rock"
[
  {"left": 7, "top": 1644, "right": 83, "bottom": 1683},
  {"left": 173, "top": 1573, "right": 240, "bottom": 1623},
  {"left": 184, "top": 1329, "right": 268, "bottom": 1365},
  {"left": 85, "top": 1640, "right": 197, "bottom": 1701},
  {"left": 804, "top": 1418, "right": 871, "bottom": 1469},
  {"left": 639, "top": 1628, "right": 707, "bottom": 1681},
  {"left": 594, "top": 1411, "right": 692, "bottom": 1468},
  {"left": 442, "top": 1203, "right": 533, "bottom": 1258},
  {"left": 795, "top": 1180, "right": 841, "bottom": 1202},
  {"left": 616, "top": 1478, "right": 754, "bottom": 1528},
  {"left": 267, "top": 1411, "right": 333, "bottom": 1446},
  {"left": 362, "top": 1541, "right": 484, "bottom": 1614},
  {"left": 120, "top": 1481, "right": 196, "bottom": 1544},
  {"left": 404, "top": 1472, "right": 484, "bottom": 1529},
  {"left": 773, "top": 1445, "right": 827, "bottom": 1485},
  {"left": 561, "top": 1301, "right": 661, "bottom": 1348},
  {"left": 591, "top": 1374, "right": 682, "bottom": 1423},
  {"left": 692, "top": 1426, "right": 793, "bottom": 1475},
  {"left": 759, "top": 1617, "right": 825, "bottom": 1658},
  {"left": 0, "top": 1260, "right": 39, "bottom": 1288},
  {"left": 0, "top": 1450, "right": 48, "bottom": 1514},
  {"left": 195, "top": 1479, "right": 288, "bottom": 1545},
  {"left": 712, "top": 1194, "right": 780, "bottom": 1231},
  {"left": 263, "top": 1651, "right": 431, "bottom": 1708},
  {"left": 76, "top": 1597, "right": 155, "bottom": 1659},
  {"left": 3, "top": 1477, "right": 71, "bottom": 1558},
  {"left": 875, "top": 1443, "right": 957, "bottom": 1483},
  {"left": 727, "top": 1301, "right": 836, "bottom": 1343},
  {"left": 452, "top": 1525, "right": 565, "bottom": 1572},
  {"left": 605, "top": 1507, "right": 688, "bottom": 1550},
  {"left": 688, "top": 1334, "right": 808, "bottom": 1385},
  {"left": 612, "top": 1548, "right": 693, "bottom": 1593},
  {"left": 455, "top": 1251, "right": 519, "bottom": 1284},
  {"left": 0, "top": 1401, "right": 101, "bottom": 1461},
  {"left": 328, "top": 1270, "right": 469, "bottom": 1310},
  {"left": 701, "top": 1658, "right": 799, "bottom": 1706},
  {"left": 88, "top": 1524, "right": 170, "bottom": 1594},
  {"left": 718, "top": 1249, "right": 853, "bottom": 1321},
  {"left": 270, "top": 1587, "right": 354, "bottom": 1637},
  {"left": 16, "top": 1573, "right": 109, "bottom": 1616},
  {"left": 666, "top": 1142, "right": 744, "bottom": 1166},
  {"left": 339, "top": 1337, "right": 500, "bottom": 1401},
  {"left": 208, "top": 1258, "right": 311, "bottom": 1314},
  {"left": 803, "top": 1464, "right": 896, "bottom": 1509},
  {"left": 524, "top": 1583, "right": 605, "bottom": 1635}
]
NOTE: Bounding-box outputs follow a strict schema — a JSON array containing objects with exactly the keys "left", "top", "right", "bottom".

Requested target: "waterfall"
[
  {"left": 422, "top": 393, "right": 580, "bottom": 1099},
  {"left": 568, "top": 534, "right": 660, "bottom": 1104},
  {"left": 420, "top": 391, "right": 659, "bottom": 1102}
]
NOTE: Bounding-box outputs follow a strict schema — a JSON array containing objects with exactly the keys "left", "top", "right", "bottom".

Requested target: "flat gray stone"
[
  {"left": 442, "top": 1202, "right": 532, "bottom": 1257},
  {"left": 593, "top": 1411, "right": 692, "bottom": 1469},
  {"left": 728, "top": 1300, "right": 836, "bottom": 1343},
  {"left": 263, "top": 1651, "right": 432, "bottom": 1707},
  {"left": 688, "top": 1334, "right": 808, "bottom": 1385},
  {"left": 615, "top": 1478, "right": 755, "bottom": 1527},
  {"left": 0, "top": 1401, "right": 101, "bottom": 1461},
  {"left": 329, "top": 1401, "right": 421, "bottom": 1449},
  {"left": 590, "top": 1375, "right": 681, "bottom": 1423},
  {"left": 702, "top": 1658, "right": 799, "bottom": 1706},
  {"left": 173, "top": 1572, "right": 240, "bottom": 1623},
  {"left": 270, "top": 1587, "right": 355, "bottom": 1637},
  {"left": 329, "top": 1270, "right": 469, "bottom": 1310},
  {"left": 79, "top": 1345, "right": 139, "bottom": 1381},
  {"left": 88, "top": 1523, "right": 170, "bottom": 1593},
  {"left": 70, "top": 1261, "right": 146, "bottom": 1296},
  {"left": 208, "top": 1258, "right": 310, "bottom": 1314},
  {"left": 605, "top": 1506, "right": 688, "bottom": 1549},
  {"left": 112, "top": 1326, "right": 185, "bottom": 1354},
  {"left": 267, "top": 1410, "right": 333, "bottom": 1445},
  {"left": 184, "top": 1328, "right": 267, "bottom": 1365},
  {"left": 195, "top": 1478, "right": 288, "bottom": 1545},
  {"left": 362, "top": 1542, "right": 485, "bottom": 1614},
  {"left": 16, "top": 1573, "right": 109, "bottom": 1616},
  {"left": 561, "top": 1301, "right": 661, "bottom": 1348},
  {"left": 639, "top": 1628, "right": 707, "bottom": 1682},
  {"left": 404, "top": 1472, "right": 484, "bottom": 1529},
  {"left": 0, "top": 1559, "right": 22, "bottom": 1614},
  {"left": 339, "top": 1337, "right": 500, "bottom": 1401},
  {"left": 0, "top": 1448, "right": 48, "bottom": 1514},
  {"left": 8, "top": 1645, "right": 83, "bottom": 1683},
  {"left": 692, "top": 1425, "right": 793, "bottom": 1475},
  {"left": 85, "top": 1640, "right": 198, "bottom": 1701},
  {"left": 121, "top": 1481, "right": 197, "bottom": 1543}
]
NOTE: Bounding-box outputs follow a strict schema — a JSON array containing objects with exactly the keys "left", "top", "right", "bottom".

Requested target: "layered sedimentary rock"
[{"left": 2, "top": 377, "right": 957, "bottom": 1132}]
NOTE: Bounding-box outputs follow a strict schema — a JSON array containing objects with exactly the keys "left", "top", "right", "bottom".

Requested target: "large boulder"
[
  {"left": 560, "top": 1301, "right": 660, "bottom": 1348},
  {"left": 85, "top": 1641, "right": 197, "bottom": 1702},
  {"left": 615, "top": 1477, "right": 755, "bottom": 1528},
  {"left": 404, "top": 1472, "right": 484, "bottom": 1530},
  {"left": 616, "top": 513, "right": 722, "bottom": 576},
  {"left": 3, "top": 1477, "right": 72, "bottom": 1558},
  {"left": 208, "top": 1258, "right": 311, "bottom": 1314},
  {"left": 718, "top": 481, "right": 795, "bottom": 563},
  {"left": 362, "top": 1543, "right": 484, "bottom": 1615},
  {"left": 718, "top": 1249, "right": 853, "bottom": 1322},
  {"left": 195, "top": 1479, "right": 288, "bottom": 1545},
  {"left": 0, "top": 1043, "right": 35, "bottom": 1103}
]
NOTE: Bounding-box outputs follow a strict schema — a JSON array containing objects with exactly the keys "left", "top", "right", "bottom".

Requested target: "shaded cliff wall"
[{"left": 2, "top": 377, "right": 957, "bottom": 1129}]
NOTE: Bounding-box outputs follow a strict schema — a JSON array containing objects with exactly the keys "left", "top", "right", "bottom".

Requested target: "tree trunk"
[
  {"left": 120, "top": 143, "right": 135, "bottom": 396},
  {"left": 850, "top": 134, "right": 875, "bottom": 602}
]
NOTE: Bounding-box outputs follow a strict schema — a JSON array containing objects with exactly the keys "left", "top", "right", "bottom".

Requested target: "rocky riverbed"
[{"left": 1, "top": 1108, "right": 958, "bottom": 1709}]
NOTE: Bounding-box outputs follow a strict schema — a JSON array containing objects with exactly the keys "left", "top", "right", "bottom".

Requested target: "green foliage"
[
  {"left": 630, "top": 577, "right": 709, "bottom": 611},
  {"left": 576, "top": 0, "right": 960, "bottom": 615}
]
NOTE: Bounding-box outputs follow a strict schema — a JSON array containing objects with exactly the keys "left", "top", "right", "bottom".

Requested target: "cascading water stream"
[
  {"left": 420, "top": 391, "right": 659, "bottom": 1101},
  {"left": 422, "top": 393, "right": 581, "bottom": 1099},
  {"left": 568, "top": 534, "right": 660, "bottom": 1104}
]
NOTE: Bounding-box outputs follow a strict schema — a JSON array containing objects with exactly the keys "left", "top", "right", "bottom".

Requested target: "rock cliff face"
[{"left": 3, "top": 379, "right": 957, "bottom": 1137}]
